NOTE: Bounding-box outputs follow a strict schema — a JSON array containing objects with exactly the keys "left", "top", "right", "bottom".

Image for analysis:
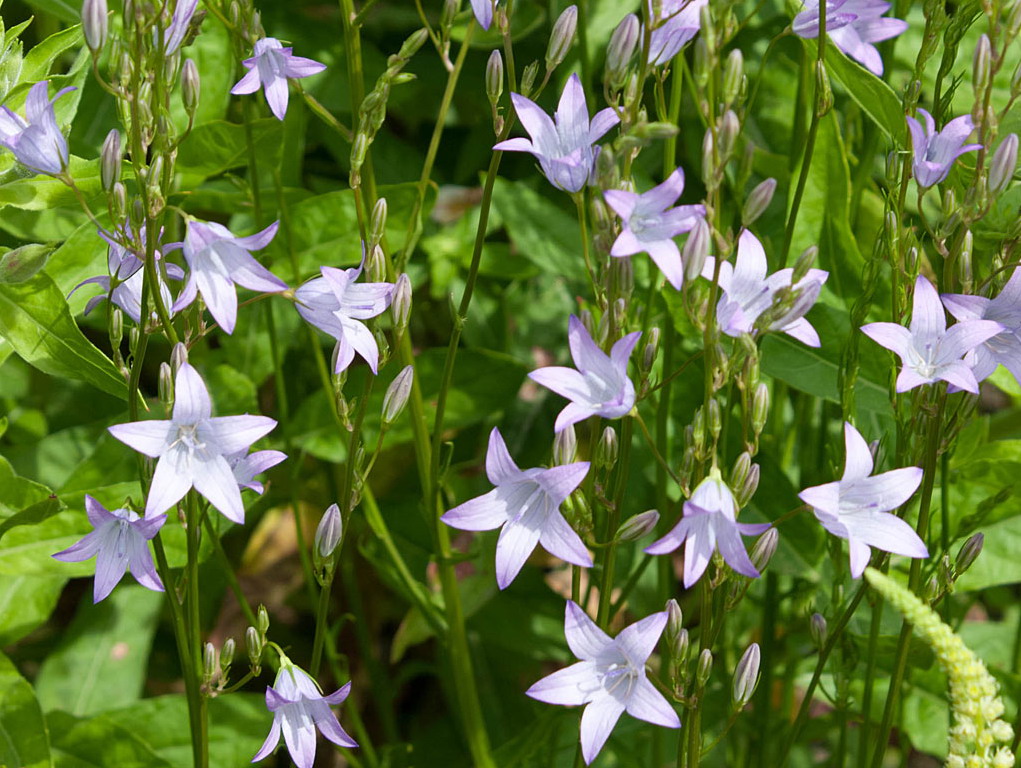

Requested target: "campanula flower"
[
  {"left": 604, "top": 168, "right": 706, "bottom": 289},
  {"left": 494, "top": 73, "right": 619, "bottom": 193},
  {"left": 861, "top": 275, "right": 1003, "bottom": 393},
  {"left": 792, "top": 0, "right": 907, "bottom": 76},
  {"left": 229, "top": 449, "right": 287, "bottom": 494},
  {"left": 171, "top": 219, "right": 286, "bottom": 335},
  {"left": 799, "top": 422, "right": 927, "bottom": 577},
  {"left": 470, "top": 0, "right": 498, "bottom": 30},
  {"left": 52, "top": 495, "right": 166, "bottom": 603},
  {"left": 0, "top": 81, "right": 74, "bottom": 177},
  {"left": 163, "top": 0, "right": 198, "bottom": 55},
  {"left": 907, "top": 109, "right": 982, "bottom": 189},
  {"left": 252, "top": 662, "right": 357, "bottom": 768},
  {"left": 647, "top": 0, "right": 707, "bottom": 66},
  {"left": 645, "top": 472, "right": 770, "bottom": 588},
  {"left": 942, "top": 268, "right": 1021, "bottom": 387},
  {"left": 527, "top": 601, "right": 680, "bottom": 764},
  {"left": 702, "top": 229, "right": 828, "bottom": 347},
  {"left": 529, "top": 315, "right": 640, "bottom": 432},
  {"left": 232, "top": 38, "right": 327, "bottom": 121},
  {"left": 109, "top": 350, "right": 277, "bottom": 522},
  {"left": 294, "top": 264, "right": 394, "bottom": 374},
  {"left": 441, "top": 427, "right": 592, "bottom": 589}
]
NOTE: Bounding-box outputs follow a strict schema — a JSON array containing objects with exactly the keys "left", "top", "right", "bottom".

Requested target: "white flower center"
[
  {"left": 171, "top": 423, "right": 206, "bottom": 453},
  {"left": 602, "top": 659, "right": 639, "bottom": 699}
]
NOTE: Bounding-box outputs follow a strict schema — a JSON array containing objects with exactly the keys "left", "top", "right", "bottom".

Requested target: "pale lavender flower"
[
  {"left": 701, "top": 229, "right": 828, "bottom": 347},
  {"left": 0, "top": 81, "right": 74, "bottom": 177},
  {"left": 252, "top": 663, "right": 357, "bottom": 768},
  {"left": 441, "top": 427, "right": 591, "bottom": 589},
  {"left": 529, "top": 315, "right": 640, "bottom": 432},
  {"left": 647, "top": 0, "right": 707, "bottom": 66},
  {"left": 108, "top": 350, "right": 277, "bottom": 522},
  {"left": 494, "top": 73, "right": 619, "bottom": 193},
  {"left": 942, "top": 269, "right": 1021, "bottom": 387},
  {"left": 163, "top": 0, "right": 198, "bottom": 55},
  {"left": 792, "top": 0, "right": 908, "bottom": 76},
  {"left": 798, "top": 422, "right": 927, "bottom": 577},
  {"left": 861, "top": 275, "right": 1003, "bottom": 393},
  {"left": 171, "top": 219, "right": 286, "bottom": 335},
  {"left": 294, "top": 264, "right": 394, "bottom": 374},
  {"left": 232, "top": 38, "right": 326, "bottom": 121},
  {"left": 52, "top": 495, "right": 166, "bottom": 603},
  {"left": 645, "top": 472, "right": 770, "bottom": 588},
  {"left": 603, "top": 168, "right": 706, "bottom": 290},
  {"left": 907, "top": 109, "right": 982, "bottom": 189},
  {"left": 526, "top": 601, "right": 680, "bottom": 764},
  {"left": 229, "top": 449, "right": 287, "bottom": 494},
  {"left": 471, "top": 0, "right": 497, "bottom": 30}
]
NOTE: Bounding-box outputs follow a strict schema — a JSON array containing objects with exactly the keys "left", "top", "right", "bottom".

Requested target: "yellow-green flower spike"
[{"left": 864, "top": 568, "right": 1015, "bottom": 767}]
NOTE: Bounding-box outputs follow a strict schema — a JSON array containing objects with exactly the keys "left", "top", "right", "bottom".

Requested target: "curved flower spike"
[
  {"left": 53, "top": 495, "right": 166, "bottom": 603},
  {"left": 441, "top": 427, "right": 592, "bottom": 589},
  {"left": 0, "top": 81, "right": 74, "bottom": 177},
  {"left": 942, "top": 268, "right": 1021, "bottom": 388},
  {"left": 799, "top": 422, "right": 926, "bottom": 578},
  {"left": 907, "top": 109, "right": 982, "bottom": 189},
  {"left": 792, "top": 0, "right": 907, "bottom": 76},
  {"left": 232, "top": 38, "right": 327, "bottom": 121}
]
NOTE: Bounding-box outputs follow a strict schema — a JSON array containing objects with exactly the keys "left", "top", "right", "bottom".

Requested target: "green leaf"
[
  {"left": 17, "top": 25, "right": 83, "bottom": 85},
  {"left": 0, "top": 494, "right": 62, "bottom": 543},
  {"left": 491, "top": 178, "right": 582, "bottom": 277},
  {"left": 19, "top": 0, "right": 81, "bottom": 25},
  {"left": 0, "top": 573, "right": 66, "bottom": 645},
  {"left": 0, "top": 455, "right": 52, "bottom": 514},
  {"left": 175, "top": 119, "right": 285, "bottom": 187},
  {"left": 0, "top": 651, "right": 52, "bottom": 768},
  {"left": 35, "top": 586, "right": 164, "bottom": 716},
  {"left": 0, "top": 271, "right": 127, "bottom": 401},
  {"left": 49, "top": 710, "right": 171, "bottom": 768}
]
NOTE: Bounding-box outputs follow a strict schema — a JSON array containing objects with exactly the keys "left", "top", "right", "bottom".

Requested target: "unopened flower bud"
[
  {"left": 486, "top": 50, "right": 504, "bottom": 105},
  {"left": 440, "top": 0, "right": 457, "bottom": 29},
  {"left": 955, "top": 533, "right": 984, "bottom": 576},
  {"left": 170, "top": 341, "right": 189, "bottom": 372},
  {"left": 111, "top": 182, "right": 127, "bottom": 220},
  {"left": 382, "top": 365, "right": 414, "bottom": 425},
  {"left": 810, "top": 612, "right": 827, "bottom": 648},
  {"left": 520, "top": 61, "right": 540, "bottom": 98},
  {"left": 666, "top": 599, "right": 682, "bottom": 639},
  {"left": 990, "top": 134, "right": 1018, "bottom": 195},
  {"left": 814, "top": 60, "right": 833, "bottom": 117},
  {"left": 730, "top": 452, "right": 752, "bottom": 493},
  {"left": 217, "top": 638, "right": 235, "bottom": 672},
  {"left": 370, "top": 198, "right": 388, "bottom": 246},
  {"left": 674, "top": 627, "right": 690, "bottom": 665},
  {"left": 366, "top": 244, "right": 387, "bottom": 283},
  {"left": 678, "top": 446, "right": 696, "bottom": 495},
  {"left": 701, "top": 129, "right": 715, "bottom": 184},
  {"left": 696, "top": 648, "right": 713, "bottom": 687},
  {"left": 158, "top": 361, "right": 174, "bottom": 408},
  {"left": 683, "top": 218, "right": 710, "bottom": 281},
  {"left": 736, "top": 464, "right": 759, "bottom": 507},
  {"left": 923, "top": 574, "right": 940, "bottom": 602},
  {"left": 100, "top": 129, "right": 121, "bottom": 192},
  {"left": 749, "top": 527, "right": 778, "bottom": 572},
  {"left": 751, "top": 382, "right": 769, "bottom": 436},
  {"left": 605, "top": 14, "right": 639, "bottom": 89},
  {"left": 203, "top": 642, "right": 217, "bottom": 680},
  {"left": 792, "top": 245, "right": 818, "bottom": 283},
  {"left": 974, "top": 34, "right": 992, "bottom": 96},
  {"left": 595, "top": 425, "right": 618, "bottom": 470},
  {"left": 312, "top": 506, "right": 340, "bottom": 565},
  {"left": 732, "top": 643, "right": 760, "bottom": 707},
  {"left": 743, "top": 178, "right": 776, "bottom": 225},
  {"left": 641, "top": 327, "right": 660, "bottom": 372},
  {"left": 722, "top": 49, "right": 744, "bottom": 105},
  {"left": 546, "top": 5, "right": 578, "bottom": 72},
  {"left": 182, "top": 59, "right": 200, "bottom": 115},
  {"left": 616, "top": 509, "right": 660, "bottom": 541},
  {"left": 718, "top": 110, "right": 740, "bottom": 160},
  {"left": 392, "top": 273, "right": 412, "bottom": 331},
  {"left": 399, "top": 27, "right": 429, "bottom": 60},
  {"left": 83, "top": 0, "right": 109, "bottom": 51},
  {"left": 707, "top": 398, "right": 722, "bottom": 441},
  {"left": 554, "top": 423, "right": 577, "bottom": 465},
  {"left": 257, "top": 604, "right": 270, "bottom": 635},
  {"left": 246, "top": 626, "right": 262, "bottom": 664}
]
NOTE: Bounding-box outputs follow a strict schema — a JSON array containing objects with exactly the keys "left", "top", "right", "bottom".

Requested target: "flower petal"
[
  {"left": 193, "top": 454, "right": 247, "bottom": 524},
  {"left": 485, "top": 427, "right": 521, "bottom": 485},
  {"left": 564, "top": 600, "right": 613, "bottom": 660},
  {"left": 539, "top": 511, "right": 593, "bottom": 568},
  {"left": 494, "top": 519, "right": 542, "bottom": 589},
  {"left": 526, "top": 660, "right": 598, "bottom": 705},
  {"left": 615, "top": 610, "right": 668, "bottom": 665},
  {"left": 626, "top": 678, "right": 680, "bottom": 728},
  {"left": 441, "top": 489, "right": 509, "bottom": 531},
  {"left": 580, "top": 694, "right": 626, "bottom": 764},
  {"left": 108, "top": 420, "right": 173, "bottom": 458},
  {"left": 841, "top": 422, "right": 874, "bottom": 481}
]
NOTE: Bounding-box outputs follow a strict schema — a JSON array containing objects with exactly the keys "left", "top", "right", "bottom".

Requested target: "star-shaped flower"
[
  {"left": 861, "top": 275, "right": 1003, "bottom": 393},
  {"left": 252, "top": 662, "right": 357, "bottom": 768},
  {"left": 171, "top": 219, "right": 286, "bottom": 335},
  {"left": 441, "top": 427, "right": 592, "bottom": 589},
  {"left": 701, "top": 229, "right": 828, "bottom": 347},
  {"left": 603, "top": 168, "right": 706, "bottom": 290},
  {"left": 799, "top": 422, "right": 927, "bottom": 577},
  {"left": 529, "top": 315, "right": 641, "bottom": 433},
  {"left": 647, "top": 0, "right": 707, "bottom": 66},
  {"left": 231, "top": 38, "right": 326, "bottom": 121},
  {"left": 645, "top": 472, "right": 770, "bottom": 588},
  {"left": 907, "top": 109, "right": 982, "bottom": 189},
  {"left": 52, "top": 495, "right": 166, "bottom": 603},
  {"left": 0, "top": 81, "right": 74, "bottom": 177},
  {"left": 108, "top": 349, "right": 277, "bottom": 522},
  {"left": 494, "top": 73, "right": 619, "bottom": 193},
  {"left": 792, "top": 0, "right": 908, "bottom": 76},
  {"left": 294, "top": 264, "right": 395, "bottom": 374},
  {"left": 526, "top": 601, "right": 680, "bottom": 765},
  {"left": 942, "top": 268, "right": 1021, "bottom": 387}
]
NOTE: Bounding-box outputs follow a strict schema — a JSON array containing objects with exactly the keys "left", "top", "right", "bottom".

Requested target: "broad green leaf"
[
  {"left": 49, "top": 709, "right": 171, "bottom": 768},
  {"left": 0, "top": 573, "right": 66, "bottom": 645},
  {"left": 17, "top": 25, "right": 83, "bottom": 85},
  {"left": 19, "top": 0, "right": 81, "bottom": 25},
  {"left": 0, "top": 271, "right": 127, "bottom": 400},
  {"left": 491, "top": 178, "right": 581, "bottom": 277},
  {"left": 0, "top": 651, "right": 52, "bottom": 768},
  {"left": 0, "top": 455, "right": 52, "bottom": 514},
  {"left": 36, "top": 586, "right": 164, "bottom": 716},
  {"left": 0, "top": 157, "right": 100, "bottom": 213},
  {"left": 175, "top": 118, "right": 285, "bottom": 187},
  {"left": 0, "top": 495, "right": 62, "bottom": 543}
]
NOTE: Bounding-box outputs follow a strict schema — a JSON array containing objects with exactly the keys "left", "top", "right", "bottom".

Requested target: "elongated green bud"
[
  {"left": 684, "top": 218, "right": 710, "bottom": 281},
  {"left": 749, "top": 527, "right": 778, "bottom": 572},
  {"left": 736, "top": 464, "right": 759, "bottom": 507},
  {"left": 370, "top": 198, "right": 388, "bottom": 246},
  {"left": 989, "top": 134, "right": 1018, "bottom": 195},
  {"left": 314, "top": 503, "right": 342, "bottom": 565},
  {"left": 83, "top": 0, "right": 109, "bottom": 52},
  {"left": 257, "top": 604, "right": 270, "bottom": 635},
  {"left": 732, "top": 643, "right": 760, "bottom": 708},
  {"left": 974, "top": 34, "right": 992, "bottom": 97},
  {"left": 595, "top": 425, "right": 618, "bottom": 470},
  {"left": 814, "top": 61, "right": 833, "bottom": 117},
  {"left": 100, "top": 129, "right": 122, "bottom": 192},
  {"left": 203, "top": 642, "right": 217, "bottom": 681},
  {"left": 955, "top": 533, "right": 984, "bottom": 576},
  {"left": 382, "top": 365, "right": 414, "bottom": 425},
  {"left": 810, "top": 612, "right": 827, "bottom": 648},
  {"left": 718, "top": 110, "right": 739, "bottom": 161},
  {"left": 399, "top": 28, "right": 429, "bottom": 60},
  {"left": 605, "top": 14, "right": 639, "bottom": 90},
  {"left": 743, "top": 178, "right": 776, "bottom": 225},
  {"left": 158, "top": 362, "right": 174, "bottom": 409},
  {"left": 221, "top": 637, "right": 235, "bottom": 670},
  {"left": 546, "top": 5, "right": 578, "bottom": 72},
  {"left": 722, "top": 49, "right": 744, "bottom": 106},
  {"left": 751, "top": 382, "right": 769, "bottom": 436},
  {"left": 392, "top": 273, "right": 412, "bottom": 332},
  {"left": 554, "top": 423, "right": 577, "bottom": 465},
  {"left": 486, "top": 50, "right": 504, "bottom": 106},
  {"left": 696, "top": 648, "right": 713, "bottom": 687},
  {"left": 182, "top": 59, "right": 200, "bottom": 115},
  {"left": 666, "top": 599, "right": 682, "bottom": 640},
  {"left": 520, "top": 61, "right": 540, "bottom": 98},
  {"left": 246, "top": 626, "right": 262, "bottom": 665},
  {"left": 366, "top": 244, "right": 387, "bottom": 283},
  {"left": 616, "top": 509, "right": 660, "bottom": 542}
]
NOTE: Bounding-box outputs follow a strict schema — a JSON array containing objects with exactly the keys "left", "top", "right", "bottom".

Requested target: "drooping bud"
[
  {"left": 955, "top": 532, "right": 984, "bottom": 576},
  {"left": 616, "top": 509, "right": 660, "bottom": 542},
  {"left": 732, "top": 643, "right": 760, "bottom": 708},
  {"left": 749, "top": 527, "right": 778, "bottom": 572},
  {"left": 989, "top": 134, "right": 1018, "bottom": 195},
  {"left": 182, "top": 59, "right": 200, "bottom": 115},
  {"left": 314, "top": 503, "right": 342, "bottom": 563},
  {"left": 605, "top": 14, "right": 639, "bottom": 90},
  {"left": 220, "top": 637, "right": 235, "bottom": 670},
  {"left": 100, "top": 129, "right": 121, "bottom": 192},
  {"left": 974, "top": 34, "right": 992, "bottom": 96},
  {"left": 683, "top": 218, "right": 710, "bottom": 282},
  {"left": 382, "top": 365, "right": 414, "bottom": 425},
  {"left": 83, "top": 0, "right": 109, "bottom": 52},
  {"left": 554, "top": 423, "right": 577, "bottom": 465},
  {"left": 392, "top": 273, "right": 412, "bottom": 332},
  {"left": 809, "top": 612, "right": 827, "bottom": 648},
  {"left": 742, "top": 178, "right": 776, "bottom": 225},
  {"left": 696, "top": 648, "right": 713, "bottom": 687},
  {"left": 546, "top": 5, "right": 578, "bottom": 72},
  {"left": 486, "top": 50, "right": 504, "bottom": 106},
  {"left": 595, "top": 425, "right": 619, "bottom": 470}
]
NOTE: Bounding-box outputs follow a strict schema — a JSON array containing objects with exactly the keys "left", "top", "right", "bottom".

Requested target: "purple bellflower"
[
  {"left": 647, "top": 0, "right": 708, "bottom": 66},
  {"left": 252, "top": 662, "right": 357, "bottom": 768},
  {"left": 603, "top": 168, "right": 706, "bottom": 290},
  {"left": 701, "top": 229, "right": 828, "bottom": 347},
  {"left": 861, "top": 275, "right": 1003, "bottom": 393},
  {"left": 907, "top": 109, "right": 982, "bottom": 189},
  {"left": 529, "top": 315, "right": 641, "bottom": 432},
  {"left": 52, "top": 495, "right": 166, "bottom": 603},
  {"left": 294, "top": 264, "right": 395, "bottom": 374},
  {"left": 163, "top": 0, "right": 198, "bottom": 55},
  {"left": 943, "top": 268, "right": 1021, "bottom": 387},
  {"left": 799, "top": 422, "right": 927, "bottom": 578},
  {"left": 229, "top": 449, "right": 287, "bottom": 494},
  {"left": 527, "top": 601, "right": 680, "bottom": 764},
  {"left": 792, "top": 0, "right": 907, "bottom": 76},
  {"left": 441, "top": 428, "right": 592, "bottom": 589},
  {"left": 108, "top": 350, "right": 278, "bottom": 522},
  {"left": 470, "top": 0, "right": 498, "bottom": 30},
  {"left": 0, "top": 81, "right": 74, "bottom": 177},
  {"left": 494, "top": 73, "right": 619, "bottom": 193},
  {"left": 645, "top": 472, "right": 770, "bottom": 588},
  {"left": 171, "top": 219, "right": 286, "bottom": 335},
  {"left": 232, "top": 38, "right": 327, "bottom": 121}
]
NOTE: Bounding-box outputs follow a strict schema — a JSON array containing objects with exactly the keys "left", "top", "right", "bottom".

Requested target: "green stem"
[
  {"left": 573, "top": 190, "right": 600, "bottom": 301},
  {"left": 754, "top": 572, "right": 777, "bottom": 768},
  {"left": 856, "top": 595, "right": 883, "bottom": 768},
  {"left": 596, "top": 418, "right": 633, "bottom": 628},
  {"left": 185, "top": 492, "right": 208, "bottom": 768}
]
